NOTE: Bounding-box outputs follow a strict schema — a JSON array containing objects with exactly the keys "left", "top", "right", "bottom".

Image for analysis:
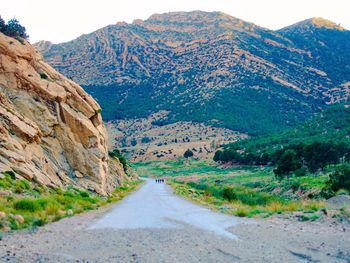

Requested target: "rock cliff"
[{"left": 0, "top": 33, "right": 127, "bottom": 195}]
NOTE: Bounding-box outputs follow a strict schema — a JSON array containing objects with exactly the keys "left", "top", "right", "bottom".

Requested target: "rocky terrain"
[
  {"left": 0, "top": 33, "right": 128, "bottom": 196},
  {"left": 36, "top": 11, "right": 350, "bottom": 134},
  {"left": 106, "top": 111, "right": 247, "bottom": 161}
]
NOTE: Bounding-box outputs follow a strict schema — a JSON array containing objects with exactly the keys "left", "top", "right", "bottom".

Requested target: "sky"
[{"left": 2, "top": 0, "right": 350, "bottom": 44}]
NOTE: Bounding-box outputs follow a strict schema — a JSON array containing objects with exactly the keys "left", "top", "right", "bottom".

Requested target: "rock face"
[
  {"left": 0, "top": 33, "right": 126, "bottom": 195},
  {"left": 36, "top": 11, "right": 350, "bottom": 135}
]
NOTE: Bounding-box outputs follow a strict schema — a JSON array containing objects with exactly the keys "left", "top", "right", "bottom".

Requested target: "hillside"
[
  {"left": 106, "top": 111, "right": 247, "bottom": 161},
  {"left": 0, "top": 32, "right": 129, "bottom": 196},
  {"left": 35, "top": 11, "right": 350, "bottom": 135},
  {"left": 230, "top": 104, "right": 350, "bottom": 152}
]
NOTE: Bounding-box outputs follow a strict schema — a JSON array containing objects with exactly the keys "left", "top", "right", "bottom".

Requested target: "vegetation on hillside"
[
  {"left": 214, "top": 105, "right": 350, "bottom": 182},
  {"left": 0, "top": 16, "right": 28, "bottom": 39},
  {"left": 109, "top": 148, "right": 128, "bottom": 172},
  {"left": 85, "top": 79, "right": 321, "bottom": 135},
  {"left": 322, "top": 165, "right": 350, "bottom": 197}
]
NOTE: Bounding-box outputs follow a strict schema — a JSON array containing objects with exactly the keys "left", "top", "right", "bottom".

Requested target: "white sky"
[{"left": 2, "top": 0, "right": 350, "bottom": 44}]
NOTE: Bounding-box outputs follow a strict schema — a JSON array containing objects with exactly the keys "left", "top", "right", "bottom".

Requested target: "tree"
[
  {"left": 109, "top": 149, "right": 128, "bottom": 172},
  {"left": 0, "top": 17, "right": 28, "bottom": 39},
  {"left": 274, "top": 149, "right": 302, "bottom": 179},
  {"left": 184, "top": 149, "right": 194, "bottom": 159},
  {"left": 141, "top": 137, "right": 151, "bottom": 144},
  {"left": 6, "top": 18, "right": 28, "bottom": 39},
  {"left": 0, "top": 16, "right": 6, "bottom": 33},
  {"left": 213, "top": 150, "right": 224, "bottom": 162},
  {"left": 130, "top": 138, "right": 137, "bottom": 147},
  {"left": 327, "top": 165, "right": 350, "bottom": 193}
]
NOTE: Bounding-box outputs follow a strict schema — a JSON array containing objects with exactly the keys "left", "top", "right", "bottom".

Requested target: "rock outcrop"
[{"left": 0, "top": 33, "right": 127, "bottom": 195}]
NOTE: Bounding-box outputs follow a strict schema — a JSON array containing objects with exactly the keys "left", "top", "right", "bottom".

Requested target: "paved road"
[
  {"left": 1, "top": 179, "right": 349, "bottom": 262},
  {"left": 90, "top": 178, "right": 241, "bottom": 239}
]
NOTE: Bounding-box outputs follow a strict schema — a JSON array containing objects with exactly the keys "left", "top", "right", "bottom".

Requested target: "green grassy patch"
[
  {"left": 169, "top": 180, "right": 325, "bottom": 218},
  {"left": 0, "top": 173, "right": 143, "bottom": 231}
]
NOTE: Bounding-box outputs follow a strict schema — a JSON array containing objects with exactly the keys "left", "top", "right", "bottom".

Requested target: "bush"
[
  {"left": 274, "top": 150, "right": 302, "bottom": 179},
  {"left": 3, "top": 170, "right": 16, "bottom": 180},
  {"left": 109, "top": 149, "right": 128, "bottom": 172},
  {"left": 40, "top": 73, "right": 48, "bottom": 79},
  {"left": 79, "top": 191, "right": 90, "bottom": 198},
  {"left": 32, "top": 218, "right": 46, "bottom": 227},
  {"left": 184, "top": 149, "right": 194, "bottom": 159},
  {"left": 14, "top": 199, "right": 41, "bottom": 212},
  {"left": 141, "top": 137, "right": 151, "bottom": 143},
  {"left": 235, "top": 208, "right": 249, "bottom": 217},
  {"left": 223, "top": 187, "right": 237, "bottom": 201},
  {"left": 130, "top": 138, "right": 137, "bottom": 147},
  {"left": 14, "top": 179, "right": 31, "bottom": 193},
  {"left": 323, "top": 165, "right": 350, "bottom": 196},
  {"left": 0, "top": 17, "right": 28, "bottom": 39}
]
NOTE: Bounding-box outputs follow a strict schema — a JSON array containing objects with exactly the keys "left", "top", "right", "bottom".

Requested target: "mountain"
[
  {"left": 35, "top": 11, "right": 350, "bottom": 135},
  {"left": 0, "top": 32, "right": 128, "bottom": 195},
  {"left": 278, "top": 17, "right": 350, "bottom": 99}
]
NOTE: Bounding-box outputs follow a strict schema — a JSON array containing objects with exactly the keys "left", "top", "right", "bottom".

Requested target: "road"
[
  {"left": 90, "top": 178, "right": 240, "bottom": 239},
  {"left": 1, "top": 179, "right": 349, "bottom": 262}
]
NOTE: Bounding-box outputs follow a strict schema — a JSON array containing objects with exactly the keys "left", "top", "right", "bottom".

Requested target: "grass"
[
  {"left": 133, "top": 160, "right": 328, "bottom": 199},
  {"left": 0, "top": 172, "right": 143, "bottom": 231},
  {"left": 169, "top": 180, "right": 325, "bottom": 218}
]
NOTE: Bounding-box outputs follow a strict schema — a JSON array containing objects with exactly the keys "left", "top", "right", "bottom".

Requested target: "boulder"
[{"left": 326, "top": 195, "right": 350, "bottom": 211}]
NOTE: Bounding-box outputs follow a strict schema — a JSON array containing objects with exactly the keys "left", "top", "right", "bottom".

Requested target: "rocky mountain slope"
[
  {"left": 0, "top": 33, "right": 128, "bottom": 196},
  {"left": 35, "top": 11, "right": 350, "bottom": 135}
]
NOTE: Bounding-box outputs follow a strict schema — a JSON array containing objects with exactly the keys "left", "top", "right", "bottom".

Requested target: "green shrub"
[
  {"left": 14, "top": 199, "right": 41, "bottom": 212},
  {"left": 235, "top": 208, "right": 249, "bottom": 217},
  {"left": 322, "top": 165, "right": 350, "bottom": 197},
  {"left": 0, "top": 177, "right": 13, "bottom": 189},
  {"left": 9, "top": 218, "right": 19, "bottom": 230},
  {"left": 184, "top": 149, "right": 194, "bottom": 159},
  {"left": 14, "top": 179, "right": 31, "bottom": 193},
  {"left": 0, "top": 18, "right": 28, "bottom": 39},
  {"left": 32, "top": 218, "right": 46, "bottom": 227},
  {"left": 223, "top": 187, "right": 237, "bottom": 201},
  {"left": 3, "top": 170, "right": 16, "bottom": 180},
  {"left": 33, "top": 185, "right": 45, "bottom": 194},
  {"left": 141, "top": 137, "right": 151, "bottom": 143},
  {"left": 79, "top": 191, "right": 90, "bottom": 198},
  {"left": 274, "top": 150, "right": 302, "bottom": 179},
  {"left": 109, "top": 149, "right": 128, "bottom": 172},
  {"left": 40, "top": 73, "right": 48, "bottom": 79}
]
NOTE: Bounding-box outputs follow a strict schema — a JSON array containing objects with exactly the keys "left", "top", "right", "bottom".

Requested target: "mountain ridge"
[{"left": 34, "top": 11, "right": 350, "bottom": 135}]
